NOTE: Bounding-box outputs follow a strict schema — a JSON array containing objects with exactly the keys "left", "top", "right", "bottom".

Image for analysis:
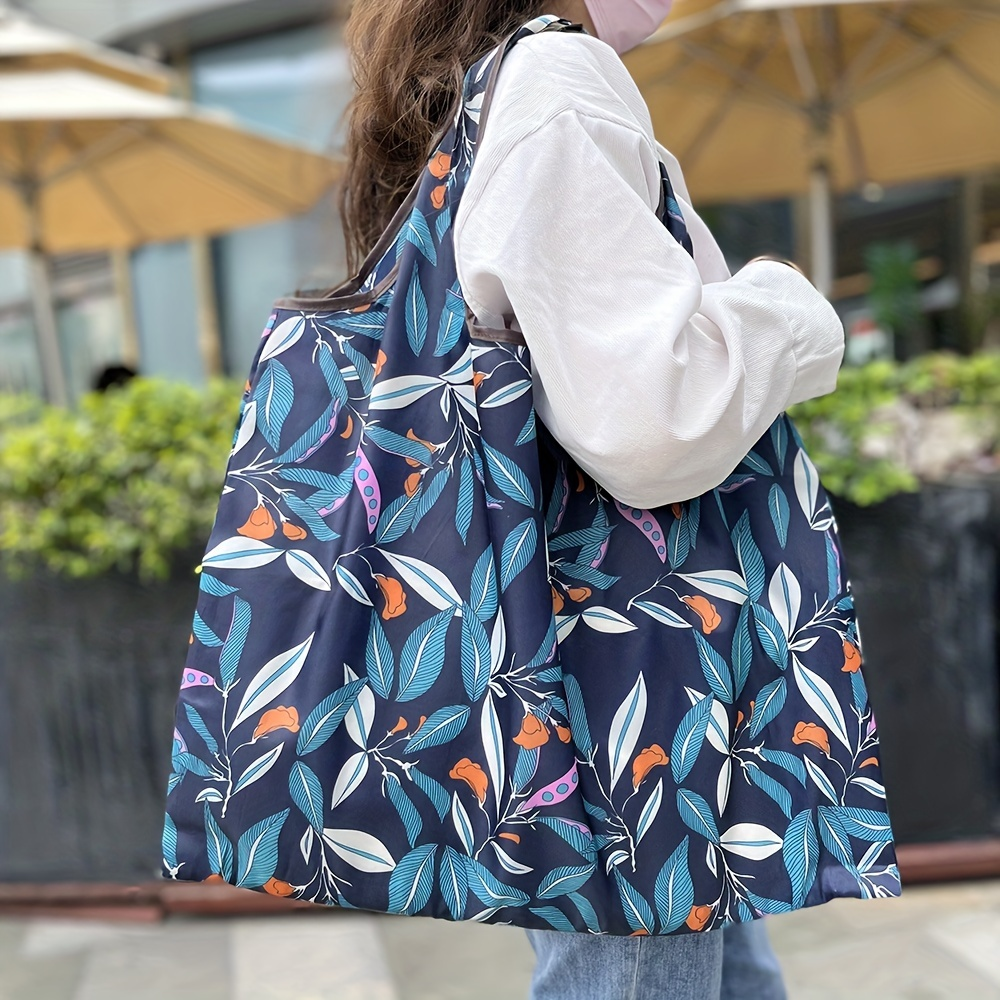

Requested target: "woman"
[{"left": 164, "top": 3, "right": 899, "bottom": 998}]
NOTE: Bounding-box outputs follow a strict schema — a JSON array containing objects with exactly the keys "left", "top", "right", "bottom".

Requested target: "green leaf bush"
[
  {"left": 2, "top": 355, "right": 999, "bottom": 580},
  {"left": 0, "top": 378, "right": 240, "bottom": 580}
]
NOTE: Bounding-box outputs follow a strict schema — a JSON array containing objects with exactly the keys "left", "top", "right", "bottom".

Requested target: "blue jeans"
[{"left": 527, "top": 920, "right": 787, "bottom": 1000}]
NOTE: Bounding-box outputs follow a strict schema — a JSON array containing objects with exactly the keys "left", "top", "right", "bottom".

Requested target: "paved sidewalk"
[{"left": 1, "top": 880, "right": 998, "bottom": 999}]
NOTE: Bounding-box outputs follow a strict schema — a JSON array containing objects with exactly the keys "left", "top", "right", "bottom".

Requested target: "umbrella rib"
[
  {"left": 895, "top": 18, "right": 1000, "bottom": 100},
  {"left": 140, "top": 127, "right": 309, "bottom": 214},
  {"left": 40, "top": 125, "right": 149, "bottom": 186},
  {"left": 677, "top": 39, "right": 802, "bottom": 114},
  {"left": 779, "top": 9, "right": 820, "bottom": 104},
  {"left": 835, "top": 2, "right": 912, "bottom": 103}
]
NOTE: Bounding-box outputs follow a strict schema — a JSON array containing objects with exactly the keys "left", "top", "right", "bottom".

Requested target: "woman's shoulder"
[{"left": 489, "top": 29, "right": 655, "bottom": 141}]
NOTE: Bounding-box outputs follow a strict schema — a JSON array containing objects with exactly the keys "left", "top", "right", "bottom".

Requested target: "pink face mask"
[{"left": 583, "top": 0, "right": 675, "bottom": 54}]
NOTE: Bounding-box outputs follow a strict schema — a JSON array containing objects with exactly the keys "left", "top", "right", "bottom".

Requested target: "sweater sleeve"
[{"left": 454, "top": 108, "right": 844, "bottom": 508}]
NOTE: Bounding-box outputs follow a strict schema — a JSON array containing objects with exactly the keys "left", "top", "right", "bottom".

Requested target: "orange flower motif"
[
  {"left": 575, "top": 470, "right": 586, "bottom": 492},
  {"left": 404, "top": 472, "right": 422, "bottom": 498},
  {"left": 859, "top": 756, "right": 880, "bottom": 769},
  {"left": 686, "top": 904, "right": 712, "bottom": 931},
  {"left": 792, "top": 721, "right": 830, "bottom": 755},
  {"left": 375, "top": 574, "right": 407, "bottom": 620},
  {"left": 450, "top": 758, "right": 488, "bottom": 803},
  {"left": 671, "top": 503, "right": 684, "bottom": 519},
  {"left": 472, "top": 371, "right": 486, "bottom": 390},
  {"left": 736, "top": 710, "right": 745, "bottom": 728},
  {"left": 555, "top": 725, "right": 573, "bottom": 744},
  {"left": 391, "top": 716, "right": 408, "bottom": 735},
  {"left": 340, "top": 414, "right": 354, "bottom": 439},
  {"left": 498, "top": 832, "right": 521, "bottom": 845},
  {"left": 238, "top": 503, "right": 276, "bottom": 540},
  {"left": 513, "top": 713, "right": 549, "bottom": 750},
  {"left": 253, "top": 706, "right": 300, "bottom": 740},
  {"left": 682, "top": 595, "right": 721, "bottom": 634},
  {"left": 203, "top": 873, "right": 227, "bottom": 884},
  {"left": 567, "top": 587, "right": 592, "bottom": 603},
  {"left": 842, "top": 640, "right": 862, "bottom": 673},
  {"left": 632, "top": 744, "right": 669, "bottom": 789},
  {"left": 552, "top": 586, "right": 565, "bottom": 615},
  {"left": 374, "top": 349, "right": 388, "bottom": 376},
  {"left": 630, "top": 929, "right": 650, "bottom": 937},
  {"left": 282, "top": 521, "right": 308, "bottom": 541},
  {"left": 431, "top": 184, "right": 447, "bottom": 210},
  {"left": 429, "top": 151, "right": 452, "bottom": 178},
  {"left": 405, "top": 428, "right": 435, "bottom": 468},
  {"left": 262, "top": 877, "right": 295, "bottom": 897}
]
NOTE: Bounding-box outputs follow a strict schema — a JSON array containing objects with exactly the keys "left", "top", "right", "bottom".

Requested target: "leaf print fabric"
[{"left": 162, "top": 15, "right": 901, "bottom": 934}]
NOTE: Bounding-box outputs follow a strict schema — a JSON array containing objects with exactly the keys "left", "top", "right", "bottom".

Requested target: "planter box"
[
  {"left": 1, "top": 482, "right": 999, "bottom": 884},
  {"left": 833, "top": 478, "right": 1000, "bottom": 843}
]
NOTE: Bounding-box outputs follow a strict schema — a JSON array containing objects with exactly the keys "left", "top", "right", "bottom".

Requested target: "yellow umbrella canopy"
[
  {"left": 0, "top": 4, "right": 172, "bottom": 93},
  {"left": 625, "top": 0, "right": 1000, "bottom": 290}
]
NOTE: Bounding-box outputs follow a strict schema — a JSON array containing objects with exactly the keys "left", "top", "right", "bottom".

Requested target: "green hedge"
[
  {"left": 2, "top": 355, "right": 999, "bottom": 579},
  {"left": 0, "top": 378, "right": 240, "bottom": 580}
]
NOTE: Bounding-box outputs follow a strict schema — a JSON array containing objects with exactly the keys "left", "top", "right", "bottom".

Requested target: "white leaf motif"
[
  {"left": 259, "top": 315, "right": 305, "bottom": 363},
  {"left": 608, "top": 674, "right": 647, "bottom": 791},
  {"left": 231, "top": 634, "right": 314, "bottom": 731},
  {"left": 793, "top": 448, "right": 820, "bottom": 521},
  {"left": 379, "top": 551, "right": 462, "bottom": 611},
  {"left": 451, "top": 792, "right": 475, "bottom": 855},
  {"left": 203, "top": 537, "right": 282, "bottom": 571},
  {"left": 581, "top": 607, "right": 637, "bottom": 634},
  {"left": 330, "top": 751, "right": 369, "bottom": 808},
  {"left": 335, "top": 564, "right": 373, "bottom": 606},
  {"left": 636, "top": 778, "right": 663, "bottom": 845},
  {"left": 675, "top": 570, "right": 749, "bottom": 605},
  {"left": 768, "top": 564, "right": 801, "bottom": 638},
  {"left": 369, "top": 375, "right": 442, "bottom": 410},
  {"left": 322, "top": 828, "right": 395, "bottom": 872},
  {"left": 717, "top": 757, "right": 732, "bottom": 814},
  {"left": 231, "top": 400, "right": 257, "bottom": 457},
  {"left": 232, "top": 744, "right": 284, "bottom": 795},
  {"left": 481, "top": 695, "right": 505, "bottom": 818},
  {"left": 792, "top": 655, "right": 851, "bottom": 749},
  {"left": 285, "top": 550, "right": 331, "bottom": 591},
  {"left": 720, "top": 823, "right": 783, "bottom": 861},
  {"left": 492, "top": 841, "right": 533, "bottom": 874},
  {"left": 345, "top": 681, "right": 376, "bottom": 749}
]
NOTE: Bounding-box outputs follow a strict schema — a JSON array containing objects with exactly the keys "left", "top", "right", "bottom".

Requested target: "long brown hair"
[{"left": 339, "top": 0, "right": 547, "bottom": 273}]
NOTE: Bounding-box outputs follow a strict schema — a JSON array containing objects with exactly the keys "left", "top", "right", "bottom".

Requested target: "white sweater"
[{"left": 453, "top": 31, "right": 844, "bottom": 508}]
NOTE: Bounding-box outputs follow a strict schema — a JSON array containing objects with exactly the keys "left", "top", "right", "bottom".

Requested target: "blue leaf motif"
[
  {"left": 464, "top": 857, "right": 530, "bottom": 907},
  {"left": 783, "top": 809, "right": 819, "bottom": 908},
  {"left": 376, "top": 493, "right": 419, "bottom": 544},
  {"left": 397, "top": 609, "right": 454, "bottom": 702},
  {"left": 406, "top": 705, "right": 471, "bottom": 753},
  {"left": 282, "top": 495, "right": 339, "bottom": 542},
  {"left": 747, "top": 677, "right": 787, "bottom": 738},
  {"left": 668, "top": 515, "right": 690, "bottom": 570},
  {"left": 769, "top": 484, "right": 790, "bottom": 548},
  {"left": 677, "top": 788, "right": 720, "bottom": 843},
  {"left": 440, "top": 846, "right": 469, "bottom": 919},
  {"left": 388, "top": 844, "right": 436, "bottom": 914},
  {"left": 537, "top": 864, "right": 596, "bottom": 900},
  {"left": 460, "top": 607, "right": 492, "bottom": 701},
  {"left": 279, "top": 464, "right": 356, "bottom": 498},
  {"left": 366, "top": 613, "right": 395, "bottom": 700},
  {"left": 404, "top": 209, "right": 437, "bottom": 265},
  {"left": 204, "top": 804, "right": 233, "bottom": 881},
  {"left": 470, "top": 547, "right": 498, "bottom": 621},
  {"left": 296, "top": 679, "right": 367, "bottom": 755},
  {"left": 435, "top": 289, "right": 466, "bottom": 356},
  {"left": 236, "top": 809, "right": 289, "bottom": 887},
  {"left": 500, "top": 519, "right": 538, "bottom": 591},
  {"left": 412, "top": 467, "right": 451, "bottom": 529},
  {"left": 512, "top": 746, "right": 540, "bottom": 792},
  {"left": 289, "top": 761, "right": 325, "bottom": 831},
  {"left": 184, "top": 703, "right": 219, "bottom": 754},
  {"left": 731, "top": 602, "right": 753, "bottom": 699},
  {"left": 456, "top": 456, "right": 475, "bottom": 543},
  {"left": 199, "top": 573, "right": 238, "bottom": 597},
  {"left": 162, "top": 813, "right": 178, "bottom": 868},
  {"left": 219, "top": 597, "right": 251, "bottom": 689},
  {"left": 760, "top": 749, "right": 807, "bottom": 787},
  {"left": 562, "top": 674, "right": 593, "bottom": 758},
  {"left": 836, "top": 807, "right": 893, "bottom": 842},
  {"left": 653, "top": 836, "right": 694, "bottom": 933},
  {"left": 192, "top": 612, "right": 223, "bottom": 648},
  {"left": 771, "top": 418, "right": 788, "bottom": 473},
  {"left": 568, "top": 891, "right": 600, "bottom": 932},
  {"left": 483, "top": 443, "right": 535, "bottom": 508},
  {"left": 614, "top": 869, "right": 655, "bottom": 934},
  {"left": 406, "top": 271, "right": 428, "bottom": 355},
  {"left": 752, "top": 603, "right": 790, "bottom": 671},
  {"left": 409, "top": 767, "right": 450, "bottom": 821},
  {"left": 252, "top": 360, "right": 294, "bottom": 450},
  {"left": 749, "top": 893, "right": 793, "bottom": 915},
  {"left": 342, "top": 340, "right": 375, "bottom": 395},
  {"left": 516, "top": 410, "right": 536, "bottom": 445},
  {"left": 742, "top": 451, "right": 774, "bottom": 476},
  {"left": 747, "top": 764, "right": 793, "bottom": 819},
  {"left": 276, "top": 401, "right": 338, "bottom": 464},
  {"left": 530, "top": 906, "right": 576, "bottom": 932},
  {"left": 386, "top": 776, "right": 424, "bottom": 849},
  {"left": 731, "top": 510, "right": 765, "bottom": 601},
  {"left": 817, "top": 806, "right": 857, "bottom": 871},
  {"left": 365, "top": 425, "right": 432, "bottom": 464},
  {"left": 694, "top": 632, "right": 734, "bottom": 704},
  {"left": 671, "top": 696, "right": 713, "bottom": 784},
  {"left": 536, "top": 817, "right": 596, "bottom": 861}
]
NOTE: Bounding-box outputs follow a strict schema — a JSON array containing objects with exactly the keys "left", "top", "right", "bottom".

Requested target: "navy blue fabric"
[{"left": 163, "top": 17, "right": 901, "bottom": 935}]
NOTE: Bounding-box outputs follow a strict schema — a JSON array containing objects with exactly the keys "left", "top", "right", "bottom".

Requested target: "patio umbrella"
[
  {"left": 0, "top": 68, "right": 342, "bottom": 406},
  {"left": 625, "top": 0, "right": 1000, "bottom": 293},
  {"left": 0, "top": 3, "right": 173, "bottom": 92}
]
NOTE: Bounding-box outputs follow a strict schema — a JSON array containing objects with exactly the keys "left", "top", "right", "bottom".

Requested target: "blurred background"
[{"left": 1, "top": 0, "right": 1000, "bottom": 997}]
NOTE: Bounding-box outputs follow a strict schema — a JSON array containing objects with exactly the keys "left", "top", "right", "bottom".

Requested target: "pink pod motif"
[
  {"left": 518, "top": 763, "right": 579, "bottom": 813},
  {"left": 867, "top": 716, "right": 878, "bottom": 738},
  {"left": 181, "top": 668, "right": 215, "bottom": 690},
  {"left": 172, "top": 729, "right": 187, "bottom": 754},
  {"left": 615, "top": 502, "right": 667, "bottom": 564},
  {"left": 260, "top": 313, "right": 278, "bottom": 339},
  {"left": 552, "top": 468, "right": 570, "bottom": 533},
  {"left": 717, "top": 475, "right": 756, "bottom": 494},
  {"left": 296, "top": 401, "right": 342, "bottom": 464},
  {"left": 354, "top": 448, "right": 381, "bottom": 533}
]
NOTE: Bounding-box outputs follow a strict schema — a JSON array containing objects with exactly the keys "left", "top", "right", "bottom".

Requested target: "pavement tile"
[
  {"left": 71, "top": 922, "right": 230, "bottom": 1000},
  {"left": 928, "top": 911, "right": 1000, "bottom": 987},
  {"left": 231, "top": 915, "right": 397, "bottom": 1000},
  {"left": 379, "top": 915, "right": 535, "bottom": 1000}
]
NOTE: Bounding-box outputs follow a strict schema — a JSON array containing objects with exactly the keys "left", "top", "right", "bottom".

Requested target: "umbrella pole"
[
  {"left": 18, "top": 182, "right": 70, "bottom": 407},
  {"left": 809, "top": 162, "right": 834, "bottom": 298}
]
